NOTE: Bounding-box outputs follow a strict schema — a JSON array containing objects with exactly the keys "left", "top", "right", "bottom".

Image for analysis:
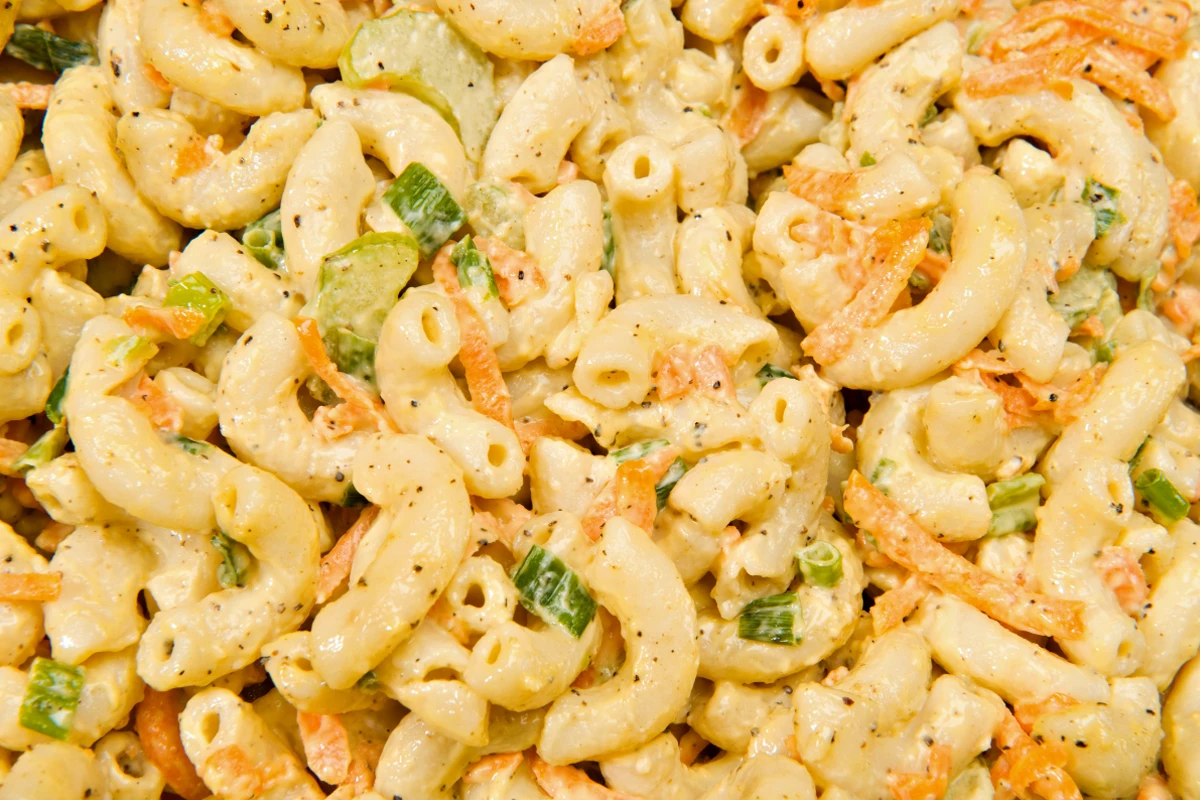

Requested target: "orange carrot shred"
[
  {"left": 135, "top": 688, "right": 209, "bottom": 800},
  {"left": 143, "top": 64, "right": 174, "bottom": 92},
  {"left": 0, "top": 439, "right": 26, "bottom": 477},
  {"left": 963, "top": 48, "right": 1087, "bottom": 99},
  {"left": 199, "top": 2, "right": 237, "bottom": 37},
  {"left": 295, "top": 317, "right": 394, "bottom": 433},
  {"left": 1, "top": 83, "right": 53, "bottom": 109},
  {"left": 317, "top": 506, "right": 381, "bottom": 604},
  {"left": 122, "top": 305, "right": 208, "bottom": 341},
  {"left": 991, "top": 711, "right": 1082, "bottom": 800},
  {"left": 572, "top": 2, "right": 626, "bottom": 57},
  {"left": 297, "top": 712, "right": 352, "bottom": 785},
  {"left": 463, "top": 752, "right": 524, "bottom": 785},
  {"left": 1095, "top": 545, "right": 1149, "bottom": 616},
  {"left": 121, "top": 375, "right": 184, "bottom": 434},
  {"left": 653, "top": 344, "right": 737, "bottom": 403},
  {"left": 173, "top": 138, "right": 213, "bottom": 179},
  {"left": 473, "top": 237, "right": 545, "bottom": 308},
  {"left": 529, "top": 751, "right": 643, "bottom": 800},
  {"left": 1013, "top": 693, "right": 1079, "bottom": 734},
  {"left": 581, "top": 446, "right": 681, "bottom": 541},
  {"left": 888, "top": 743, "right": 953, "bottom": 800},
  {"left": 514, "top": 416, "right": 590, "bottom": 454},
  {"left": 726, "top": 81, "right": 769, "bottom": 146},
  {"left": 0, "top": 572, "right": 61, "bottom": 602},
  {"left": 871, "top": 575, "right": 931, "bottom": 635}
]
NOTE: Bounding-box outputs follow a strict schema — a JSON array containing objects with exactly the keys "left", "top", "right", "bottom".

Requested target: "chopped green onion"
[
  {"left": 861, "top": 530, "right": 880, "bottom": 551},
  {"left": 13, "top": 426, "right": 70, "bottom": 475},
  {"left": 242, "top": 209, "right": 286, "bottom": 272},
  {"left": 211, "top": 531, "right": 250, "bottom": 589},
  {"left": 1130, "top": 436, "right": 1151, "bottom": 472},
  {"left": 601, "top": 206, "right": 616, "bottom": 277},
  {"left": 1135, "top": 468, "right": 1190, "bottom": 524},
  {"left": 171, "top": 435, "right": 210, "bottom": 456},
  {"left": 798, "top": 541, "right": 843, "bottom": 587},
  {"left": 19, "top": 658, "right": 84, "bottom": 741},
  {"left": 927, "top": 214, "right": 951, "bottom": 254},
  {"left": 859, "top": 152, "right": 876, "bottom": 167},
  {"left": 610, "top": 439, "right": 670, "bottom": 464},
  {"left": 655, "top": 457, "right": 688, "bottom": 511},
  {"left": 382, "top": 163, "right": 465, "bottom": 258},
  {"left": 1137, "top": 273, "right": 1157, "bottom": 312},
  {"left": 452, "top": 236, "right": 498, "bottom": 299},
  {"left": 756, "top": 364, "right": 796, "bottom": 387},
  {"left": 45, "top": 369, "right": 68, "bottom": 426},
  {"left": 920, "top": 105, "right": 939, "bottom": 127},
  {"left": 103, "top": 335, "right": 157, "bottom": 369},
  {"left": 986, "top": 473, "right": 1045, "bottom": 535},
  {"left": 163, "top": 272, "right": 232, "bottom": 346},
  {"left": 869, "top": 459, "right": 896, "bottom": 494},
  {"left": 4, "top": 24, "right": 98, "bottom": 73},
  {"left": 1093, "top": 340, "right": 1115, "bottom": 364},
  {"left": 908, "top": 271, "right": 934, "bottom": 292},
  {"left": 356, "top": 671, "right": 381, "bottom": 692},
  {"left": 1081, "top": 177, "right": 1124, "bottom": 237},
  {"left": 512, "top": 544, "right": 597, "bottom": 639},
  {"left": 737, "top": 592, "right": 802, "bottom": 646},
  {"left": 340, "top": 483, "right": 369, "bottom": 508}
]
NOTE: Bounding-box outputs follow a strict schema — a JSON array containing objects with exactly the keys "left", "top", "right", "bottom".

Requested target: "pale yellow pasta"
[{"left": 1164, "top": 656, "right": 1200, "bottom": 800}]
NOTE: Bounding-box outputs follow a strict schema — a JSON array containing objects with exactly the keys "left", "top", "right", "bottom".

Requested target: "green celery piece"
[
  {"left": 356, "top": 671, "right": 381, "bottom": 692},
  {"left": 756, "top": 364, "right": 796, "bottom": 387},
  {"left": 13, "top": 426, "right": 69, "bottom": 475},
  {"left": 601, "top": 206, "right": 616, "bottom": 277},
  {"left": 452, "top": 236, "right": 498, "bottom": 299},
  {"left": 1135, "top": 468, "right": 1190, "bottom": 524},
  {"left": 1081, "top": 177, "right": 1124, "bottom": 237},
  {"left": 463, "top": 181, "right": 529, "bottom": 250},
  {"left": 610, "top": 439, "right": 670, "bottom": 464},
  {"left": 163, "top": 272, "right": 232, "bottom": 346},
  {"left": 102, "top": 335, "right": 157, "bottom": 369},
  {"left": 986, "top": 473, "right": 1045, "bottom": 536},
  {"left": 920, "top": 105, "right": 939, "bottom": 126},
  {"left": 987, "top": 473, "right": 1045, "bottom": 506},
  {"left": 45, "top": 369, "right": 68, "bottom": 425},
  {"left": 512, "top": 544, "right": 597, "bottom": 639},
  {"left": 242, "top": 209, "right": 286, "bottom": 271},
  {"left": 382, "top": 164, "right": 465, "bottom": 258},
  {"left": 798, "top": 541, "right": 843, "bottom": 587},
  {"left": 655, "top": 457, "right": 688, "bottom": 511},
  {"left": 859, "top": 152, "right": 876, "bottom": 167},
  {"left": 19, "top": 658, "right": 84, "bottom": 741},
  {"left": 908, "top": 272, "right": 934, "bottom": 292},
  {"left": 738, "top": 592, "right": 802, "bottom": 645},
  {"left": 1093, "top": 340, "right": 1116, "bottom": 364},
  {"left": 1049, "top": 266, "right": 1119, "bottom": 329},
  {"left": 211, "top": 531, "right": 250, "bottom": 589},
  {"left": 5, "top": 24, "right": 97, "bottom": 72},
  {"left": 323, "top": 329, "right": 378, "bottom": 387}
]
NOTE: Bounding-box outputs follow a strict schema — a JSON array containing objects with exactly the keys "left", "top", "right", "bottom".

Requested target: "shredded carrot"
[
  {"left": 463, "top": 752, "right": 525, "bottom": 785},
  {"left": 1016, "top": 365, "right": 1106, "bottom": 425},
  {"left": 991, "top": 711, "right": 1082, "bottom": 800},
  {"left": 843, "top": 472, "right": 1085, "bottom": 639},
  {"left": 822, "top": 665, "right": 850, "bottom": 686},
  {"left": 1, "top": 83, "right": 53, "bottom": 109},
  {"left": 120, "top": 375, "right": 184, "bottom": 434},
  {"left": 855, "top": 526, "right": 896, "bottom": 568},
  {"left": 143, "top": 64, "right": 174, "bottom": 92},
  {"left": 784, "top": 163, "right": 863, "bottom": 218},
  {"left": 469, "top": 496, "right": 534, "bottom": 550},
  {"left": 1095, "top": 545, "right": 1149, "bottom": 616},
  {"left": 295, "top": 317, "right": 394, "bottom": 433},
  {"left": 297, "top": 712, "right": 352, "bottom": 785},
  {"left": 20, "top": 175, "right": 54, "bottom": 197},
  {"left": 122, "top": 304, "right": 208, "bottom": 341},
  {"left": 199, "top": 2, "right": 237, "bottom": 36},
  {"left": 1166, "top": 180, "right": 1200, "bottom": 274},
  {"left": 963, "top": 48, "right": 1087, "bottom": 99},
  {"left": 316, "top": 506, "right": 381, "bottom": 604},
  {"left": 0, "top": 439, "right": 25, "bottom": 477},
  {"left": 725, "top": 81, "right": 769, "bottom": 145},
  {"left": 430, "top": 245, "right": 515, "bottom": 430},
  {"left": 514, "top": 416, "right": 590, "bottom": 454},
  {"left": 816, "top": 75, "right": 847, "bottom": 102},
  {"left": 1161, "top": 283, "right": 1200, "bottom": 334},
  {"left": 173, "top": 138, "right": 214, "bottom": 179},
  {"left": 473, "top": 237, "right": 546, "bottom": 308},
  {"left": 653, "top": 344, "right": 738, "bottom": 403},
  {"left": 572, "top": 1, "right": 626, "bottom": 56},
  {"left": 983, "top": 0, "right": 1186, "bottom": 61},
  {"left": 529, "top": 751, "right": 642, "bottom": 800},
  {"left": 1055, "top": 257, "right": 1082, "bottom": 287},
  {"left": 803, "top": 219, "right": 932, "bottom": 365},
  {"left": 871, "top": 575, "right": 932, "bottom": 635},
  {"left": 135, "top": 688, "right": 209, "bottom": 800},
  {"left": 205, "top": 746, "right": 263, "bottom": 798},
  {"left": 1136, "top": 773, "right": 1173, "bottom": 800},
  {"left": 888, "top": 744, "right": 953, "bottom": 800},
  {"left": 953, "top": 351, "right": 1042, "bottom": 428},
  {"left": 1013, "top": 693, "right": 1079, "bottom": 734},
  {"left": 677, "top": 729, "right": 709, "bottom": 766},
  {"left": 33, "top": 522, "right": 73, "bottom": 554},
  {"left": 0, "top": 572, "right": 61, "bottom": 602},
  {"left": 1083, "top": 43, "right": 1176, "bottom": 118},
  {"left": 1073, "top": 314, "right": 1106, "bottom": 338},
  {"left": 581, "top": 445, "right": 681, "bottom": 541}
]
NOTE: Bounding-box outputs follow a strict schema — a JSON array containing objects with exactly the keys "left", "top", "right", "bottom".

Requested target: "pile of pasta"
[{"left": 4, "top": 0, "right": 1200, "bottom": 797}]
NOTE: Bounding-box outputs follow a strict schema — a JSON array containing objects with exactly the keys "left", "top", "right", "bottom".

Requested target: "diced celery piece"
[
  {"left": 1081, "top": 177, "right": 1124, "bottom": 237},
  {"left": 452, "top": 236, "right": 498, "bottom": 299},
  {"left": 5, "top": 24, "right": 97, "bottom": 72},
  {"left": 45, "top": 370, "right": 68, "bottom": 425},
  {"left": 211, "top": 531, "right": 250, "bottom": 589},
  {"left": 512, "top": 544, "right": 597, "bottom": 638},
  {"left": 756, "top": 364, "right": 796, "bottom": 386},
  {"left": 382, "top": 164, "right": 465, "bottom": 258},
  {"left": 610, "top": 439, "right": 670, "bottom": 464},
  {"left": 163, "top": 272, "right": 232, "bottom": 346},
  {"left": 656, "top": 457, "right": 688, "bottom": 511},
  {"left": 19, "top": 658, "right": 84, "bottom": 741},
  {"left": 13, "top": 426, "right": 69, "bottom": 475},
  {"left": 738, "top": 592, "right": 802, "bottom": 645},
  {"left": 242, "top": 209, "right": 286, "bottom": 272}
]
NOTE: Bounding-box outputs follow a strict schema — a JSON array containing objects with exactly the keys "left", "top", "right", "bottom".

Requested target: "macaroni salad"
[{"left": 3, "top": 0, "right": 1200, "bottom": 797}]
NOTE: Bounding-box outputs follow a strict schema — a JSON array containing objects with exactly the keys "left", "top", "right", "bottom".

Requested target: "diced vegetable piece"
[
  {"left": 452, "top": 236, "right": 498, "bottom": 300},
  {"left": 163, "top": 273, "right": 231, "bottom": 346},
  {"left": 737, "top": 592, "right": 802, "bottom": 645},
  {"left": 103, "top": 335, "right": 157, "bottom": 369},
  {"left": 928, "top": 213, "right": 951, "bottom": 254},
  {"left": 242, "top": 209, "right": 286, "bottom": 272},
  {"left": 339, "top": 9, "right": 499, "bottom": 160},
  {"left": 610, "top": 439, "right": 671, "bottom": 464},
  {"left": 356, "top": 671, "right": 381, "bottom": 692},
  {"left": 601, "top": 206, "right": 616, "bottom": 277},
  {"left": 19, "top": 658, "right": 84, "bottom": 741},
  {"left": 210, "top": 531, "right": 249, "bottom": 589},
  {"left": 655, "top": 457, "right": 688, "bottom": 511},
  {"left": 171, "top": 435, "right": 210, "bottom": 455},
  {"left": 463, "top": 181, "right": 531, "bottom": 250},
  {"left": 315, "top": 232, "right": 420, "bottom": 385},
  {"left": 13, "top": 425, "right": 69, "bottom": 475},
  {"left": 1092, "top": 340, "right": 1115, "bottom": 364},
  {"left": 1135, "top": 468, "right": 1190, "bottom": 524},
  {"left": 869, "top": 458, "right": 897, "bottom": 492},
  {"left": 512, "top": 544, "right": 597, "bottom": 639},
  {"left": 1049, "top": 266, "right": 1120, "bottom": 330},
  {"left": 1081, "top": 177, "right": 1124, "bottom": 237},
  {"left": 987, "top": 473, "right": 1045, "bottom": 535},
  {"left": 798, "top": 541, "right": 843, "bottom": 587},
  {"left": 756, "top": 364, "right": 796, "bottom": 386},
  {"left": 45, "top": 369, "right": 68, "bottom": 425},
  {"left": 920, "top": 105, "right": 939, "bottom": 127},
  {"left": 340, "top": 483, "right": 369, "bottom": 509},
  {"left": 859, "top": 152, "right": 876, "bottom": 167},
  {"left": 382, "top": 164, "right": 466, "bottom": 258},
  {"left": 4, "top": 24, "right": 98, "bottom": 73}
]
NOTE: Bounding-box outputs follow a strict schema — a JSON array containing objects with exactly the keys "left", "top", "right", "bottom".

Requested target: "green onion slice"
[
  {"left": 211, "top": 531, "right": 250, "bottom": 589},
  {"left": 103, "top": 335, "right": 157, "bottom": 369},
  {"left": 1135, "top": 468, "right": 1190, "bottom": 524},
  {"left": 610, "top": 439, "right": 671, "bottom": 464},
  {"left": 19, "top": 658, "right": 84, "bottom": 741},
  {"left": 163, "top": 272, "right": 232, "bottom": 346},
  {"left": 13, "top": 426, "right": 70, "bottom": 475},
  {"left": 382, "top": 163, "right": 465, "bottom": 258},
  {"left": 512, "top": 544, "right": 597, "bottom": 639},
  {"left": 756, "top": 364, "right": 796, "bottom": 387},
  {"left": 452, "top": 236, "right": 498, "bottom": 299},
  {"left": 655, "top": 457, "right": 688, "bottom": 511},
  {"left": 242, "top": 209, "right": 286, "bottom": 272},
  {"left": 1081, "top": 177, "right": 1124, "bottom": 237},
  {"left": 738, "top": 592, "right": 802, "bottom": 646},
  {"left": 45, "top": 369, "right": 68, "bottom": 426},
  {"left": 798, "top": 541, "right": 843, "bottom": 587},
  {"left": 5, "top": 24, "right": 97, "bottom": 73}
]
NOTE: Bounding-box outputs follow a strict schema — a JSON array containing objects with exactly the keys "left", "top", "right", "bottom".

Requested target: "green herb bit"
[
  {"left": 45, "top": 369, "right": 68, "bottom": 426},
  {"left": 909, "top": 270, "right": 934, "bottom": 293},
  {"left": 5, "top": 24, "right": 98, "bottom": 73},
  {"left": 655, "top": 457, "right": 689, "bottom": 511},
  {"left": 512, "top": 544, "right": 597, "bottom": 639},
  {"left": 1081, "top": 177, "right": 1124, "bottom": 237},
  {"left": 986, "top": 473, "right": 1045, "bottom": 536},
  {"left": 171, "top": 435, "right": 211, "bottom": 456},
  {"left": 356, "top": 671, "right": 381, "bottom": 692},
  {"left": 452, "top": 236, "right": 498, "bottom": 299},
  {"left": 1093, "top": 340, "right": 1115, "bottom": 364},
  {"left": 859, "top": 152, "right": 876, "bottom": 167},
  {"left": 601, "top": 206, "right": 616, "bottom": 276},
  {"left": 756, "top": 364, "right": 796, "bottom": 387},
  {"left": 869, "top": 459, "right": 897, "bottom": 493},
  {"left": 927, "top": 214, "right": 952, "bottom": 254},
  {"left": 1135, "top": 468, "right": 1190, "bottom": 524},
  {"left": 737, "top": 592, "right": 803, "bottom": 646},
  {"left": 987, "top": 473, "right": 1045, "bottom": 507},
  {"left": 163, "top": 272, "right": 232, "bottom": 346},
  {"left": 920, "top": 105, "right": 939, "bottom": 127},
  {"left": 211, "top": 531, "right": 250, "bottom": 589},
  {"left": 610, "top": 439, "right": 671, "bottom": 464},
  {"left": 242, "top": 209, "right": 286, "bottom": 272},
  {"left": 798, "top": 541, "right": 843, "bottom": 587},
  {"left": 13, "top": 426, "right": 70, "bottom": 475},
  {"left": 382, "top": 163, "right": 465, "bottom": 258},
  {"left": 102, "top": 335, "right": 157, "bottom": 369},
  {"left": 19, "top": 658, "right": 84, "bottom": 741}
]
